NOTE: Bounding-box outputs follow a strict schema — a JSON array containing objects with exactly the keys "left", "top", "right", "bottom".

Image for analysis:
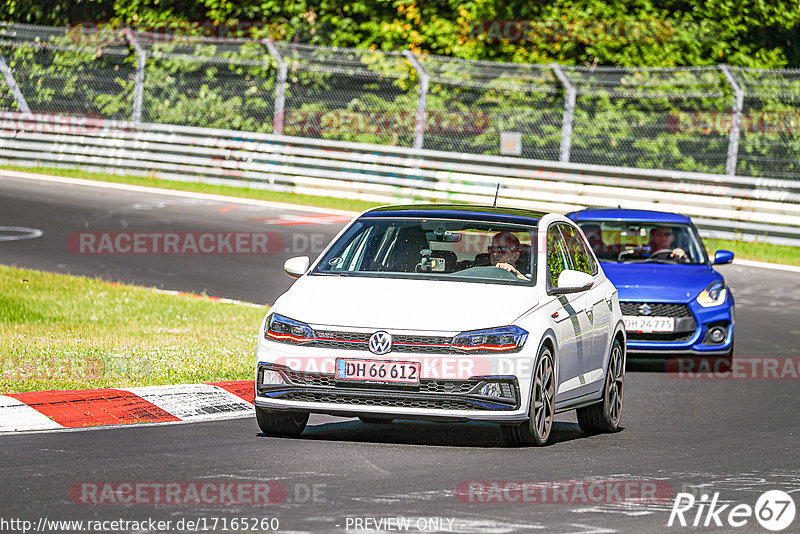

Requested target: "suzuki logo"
[
  {"left": 639, "top": 303, "right": 653, "bottom": 316},
  {"left": 368, "top": 331, "right": 392, "bottom": 355}
]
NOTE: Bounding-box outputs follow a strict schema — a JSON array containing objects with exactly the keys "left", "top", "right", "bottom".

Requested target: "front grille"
[
  {"left": 284, "top": 370, "right": 337, "bottom": 388},
  {"left": 394, "top": 335, "right": 453, "bottom": 354},
  {"left": 620, "top": 302, "right": 692, "bottom": 318},
  {"left": 277, "top": 391, "right": 510, "bottom": 411},
  {"left": 311, "top": 331, "right": 453, "bottom": 354},
  {"left": 310, "top": 331, "right": 369, "bottom": 350},
  {"left": 625, "top": 331, "right": 695, "bottom": 342},
  {"left": 283, "top": 370, "right": 477, "bottom": 394}
]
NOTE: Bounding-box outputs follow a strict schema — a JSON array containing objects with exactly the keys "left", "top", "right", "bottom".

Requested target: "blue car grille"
[
  {"left": 626, "top": 331, "right": 695, "bottom": 342},
  {"left": 621, "top": 302, "right": 697, "bottom": 343},
  {"left": 620, "top": 302, "right": 692, "bottom": 318}
]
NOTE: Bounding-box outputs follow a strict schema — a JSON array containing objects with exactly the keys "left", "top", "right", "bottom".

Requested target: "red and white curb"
[{"left": 0, "top": 380, "right": 255, "bottom": 433}]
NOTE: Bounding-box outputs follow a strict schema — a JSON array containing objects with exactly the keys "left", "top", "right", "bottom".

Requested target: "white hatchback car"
[{"left": 254, "top": 205, "right": 626, "bottom": 446}]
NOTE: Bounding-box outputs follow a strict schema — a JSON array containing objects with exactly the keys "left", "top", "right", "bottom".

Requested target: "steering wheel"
[
  {"left": 648, "top": 248, "right": 675, "bottom": 259},
  {"left": 617, "top": 249, "right": 640, "bottom": 261}
]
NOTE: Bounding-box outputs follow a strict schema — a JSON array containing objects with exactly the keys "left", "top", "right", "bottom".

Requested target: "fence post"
[
  {"left": 123, "top": 29, "right": 146, "bottom": 124},
  {"left": 550, "top": 64, "right": 576, "bottom": 163},
  {"left": 718, "top": 64, "right": 743, "bottom": 176},
  {"left": 403, "top": 50, "right": 429, "bottom": 150},
  {"left": 264, "top": 40, "right": 287, "bottom": 136},
  {"left": 0, "top": 53, "right": 30, "bottom": 112}
]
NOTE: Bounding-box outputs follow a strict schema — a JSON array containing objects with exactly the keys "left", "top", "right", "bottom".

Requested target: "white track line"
[{"left": 732, "top": 258, "right": 800, "bottom": 273}]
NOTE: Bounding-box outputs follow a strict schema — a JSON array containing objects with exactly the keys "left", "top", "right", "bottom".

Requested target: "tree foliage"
[{"left": 2, "top": 0, "right": 799, "bottom": 68}]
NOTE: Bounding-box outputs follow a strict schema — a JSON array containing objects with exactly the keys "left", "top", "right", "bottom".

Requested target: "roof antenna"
[{"left": 492, "top": 183, "right": 501, "bottom": 208}]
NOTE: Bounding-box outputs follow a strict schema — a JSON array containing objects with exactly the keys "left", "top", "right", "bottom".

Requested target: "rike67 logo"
[{"left": 668, "top": 490, "right": 796, "bottom": 531}]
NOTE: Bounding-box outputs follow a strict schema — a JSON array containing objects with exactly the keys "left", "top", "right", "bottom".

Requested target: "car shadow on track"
[{"left": 259, "top": 420, "right": 620, "bottom": 448}]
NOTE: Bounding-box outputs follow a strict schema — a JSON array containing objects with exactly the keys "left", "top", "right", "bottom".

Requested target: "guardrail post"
[
  {"left": 551, "top": 64, "right": 576, "bottom": 163},
  {"left": 403, "top": 50, "right": 429, "bottom": 150},
  {"left": 0, "top": 53, "right": 30, "bottom": 112},
  {"left": 718, "top": 64, "right": 743, "bottom": 176},
  {"left": 264, "top": 40, "right": 287, "bottom": 135},
  {"left": 123, "top": 29, "right": 146, "bottom": 124}
]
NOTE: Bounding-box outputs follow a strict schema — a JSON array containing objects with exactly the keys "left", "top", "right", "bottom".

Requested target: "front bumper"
[
  {"left": 624, "top": 299, "right": 734, "bottom": 358},
  {"left": 254, "top": 355, "right": 531, "bottom": 424}
]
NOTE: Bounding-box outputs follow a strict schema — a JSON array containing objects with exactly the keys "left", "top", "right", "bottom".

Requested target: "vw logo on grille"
[
  {"left": 639, "top": 303, "right": 653, "bottom": 316},
  {"left": 368, "top": 331, "right": 392, "bottom": 355}
]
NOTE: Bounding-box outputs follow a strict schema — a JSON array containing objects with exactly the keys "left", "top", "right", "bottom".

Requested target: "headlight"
[
  {"left": 451, "top": 326, "right": 528, "bottom": 353},
  {"left": 696, "top": 281, "right": 727, "bottom": 308},
  {"left": 264, "top": 313, "right": 315, "bottom": 343}
]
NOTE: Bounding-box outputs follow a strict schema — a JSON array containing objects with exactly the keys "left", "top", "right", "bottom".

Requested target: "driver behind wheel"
[
  {"left": 489, "top": 231, "right": 530, "bottom": 280},
  {"left": 649, "top": 226, "right": 687, "bottom": 261}
]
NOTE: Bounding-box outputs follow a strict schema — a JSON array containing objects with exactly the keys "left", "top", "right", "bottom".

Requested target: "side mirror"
[
  {"left": 284, "top": 256, "right": 310, "bottom": 278},
  {"left": 550, "top": 269, "right": 594, "bottom": 295},
  {"left": 713, "top": 250, "right": 734, "bottom": 265}
]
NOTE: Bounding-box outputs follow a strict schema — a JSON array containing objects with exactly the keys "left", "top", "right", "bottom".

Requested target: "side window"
[
  {"left": 547, "top": 225, "right": 571, "bottom": 288},
  {"left": 559, "top": 224, "right": 597, "bottom": 276}
]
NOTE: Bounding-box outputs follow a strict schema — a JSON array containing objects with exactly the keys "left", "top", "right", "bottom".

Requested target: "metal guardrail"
[
  {"left": 1, "top": 22, "right": 800, "bottom": 182},
  {"left": 0, "top": 111, "right": 798, "bottom": 246}
]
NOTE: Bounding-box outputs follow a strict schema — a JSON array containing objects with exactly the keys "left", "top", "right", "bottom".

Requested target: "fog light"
[
  {"left": 261, "top": 370, "right": 286, "bottom": 385},
  {"left": 709, "top": 326, "right": 726, "bottom": 344},
  {"left": 479, "top": 382, "right": 513, "bottom": 399},
  {"left": 480, "top": 383, "right": 502, "bottom": 397}
]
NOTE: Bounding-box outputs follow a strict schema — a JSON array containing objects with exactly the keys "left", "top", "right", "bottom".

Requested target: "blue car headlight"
[
  {"left": 264, "top": 313, "right": 315, "bottom": 343},
  {"left": 696, "top": 281, "right": 727, "bottom": 308},
  {"left": 451, "top": 326, "right": 528, "bottom": 354}
]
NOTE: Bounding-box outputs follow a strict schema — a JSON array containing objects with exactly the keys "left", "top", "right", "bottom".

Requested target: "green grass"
[
  {"left": 702, "top": 238, "right": 800, "bottom": 266},
  {"left": 3, "top": 165, "right": 799, "bottom": 266},
  {"left": 0, "top": 265, "right": 266, "bottom": 394}
]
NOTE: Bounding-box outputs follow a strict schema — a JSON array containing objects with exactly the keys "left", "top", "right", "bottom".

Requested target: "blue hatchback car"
[{"left": 566, "top": 208, "right": 735, "bottom": 359}]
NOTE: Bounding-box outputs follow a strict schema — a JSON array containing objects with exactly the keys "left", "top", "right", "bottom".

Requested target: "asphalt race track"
[{"left": 1, "top": 173, "right": 799, "bottom": 533}]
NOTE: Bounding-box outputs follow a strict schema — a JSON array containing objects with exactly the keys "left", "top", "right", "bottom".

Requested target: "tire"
[
  {"left": 255, "top": 406, "right": 309, "bottom": 437},
  {"left": 577, "top": 339, "right": 624, "bottom": 435},
  {"left": 502, "top": 345, "right": 556, "bottom": 447},
  {"left": 358, "top": 417, "right": 394, "bottom": 424}
]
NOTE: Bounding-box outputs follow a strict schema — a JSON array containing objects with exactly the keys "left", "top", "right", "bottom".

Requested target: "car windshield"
[
  {"left": 577, "top": 221, "right": 708, "bottom": 264},
  {"left": 313, "top": 218, "right": 536, "bottom": 285}
]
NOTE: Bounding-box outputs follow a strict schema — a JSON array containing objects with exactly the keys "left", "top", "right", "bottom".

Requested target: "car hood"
[
  {"left": 272, "top": 274, "right": 538, "bottom": 332},
  {"left": 600, "top": 262, "right": 722, "bottom": 303}
]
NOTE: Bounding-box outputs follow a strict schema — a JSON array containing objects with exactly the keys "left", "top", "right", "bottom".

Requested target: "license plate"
[
  {"left": 335, "top": 358, "right": 420, "bottom": 384},
  {"left": 623, "top": 315, "right": 675, "bottom": 333}
]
